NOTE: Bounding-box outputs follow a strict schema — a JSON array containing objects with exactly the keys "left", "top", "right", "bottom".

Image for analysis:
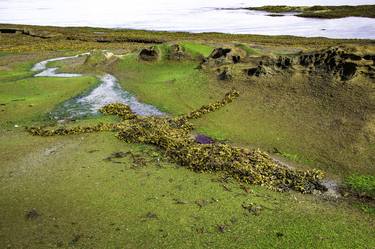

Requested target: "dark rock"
[
  {"left": 168, "top": 44, "right": 185, "bottom": 60},
  {"left": 217, "top": 224, "right": 227, "bottom": 233},
  {"left": 195, "top": 134, "right": 214, "bottom": 144},
  {"left": 56, "top": 241, "right": 64, "bottom": 247},
  {"left": 341, "top": 53, "right": 362, "bottom": 61},
  {"left": 363, "top": 54, "right": 375, "bottom": 63},
  {"left": 246, "top": 66, "right": 266, "bottom": 77},
  {"left": 210, "top": 48, "right": 231, "bottom": 59},
  {"left": 0, "top": 28, "right": 18, "bottom": 34},
  {"left": 276, "top": 232, "right": 284, "bottom": 237},
  {"left": 276, "top": 56, "right": 293, "bottom": 69},
  {"left": 242, "top": 202, "right": 262, "bottom": 215},
  {"left": 104, "top": 151, "right": 130, "bottom": 161},
  {"left": 340, "top": 62, "right": 357, "bottom": 80},
  {"left": 195, "top": 199, "right": 213, "bottom": 208},
  {"left": 173, "top": 198, "right": 188, "bottom": 204},
  {"left": 217, "top": 68, "right": 232, "bottom": 81},
  {"left": 145, "top": 212, "right": 158, "bottom": 219},
  {"left": 139, "top": 47, "right": 159, "bottom": 61},
  {"left": 297, "top": 47, "right": 364, "bottom": 80},
  {"left": 25, "top": 208, "right": 40, "bottom": 220},
  {"left": 232, "top": 55, "right": 241, "bottom": 64},
  {"left": 68, "top": 234, "right": 81, "bottom": 246}
]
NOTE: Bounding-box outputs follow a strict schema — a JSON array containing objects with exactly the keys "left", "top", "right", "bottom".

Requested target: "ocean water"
[{"left": 0, "top": 0, "right": 374, "bottom": 38}]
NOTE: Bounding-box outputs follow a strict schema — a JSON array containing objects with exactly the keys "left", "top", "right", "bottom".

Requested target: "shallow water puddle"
[
  {"left": 32, "top": 54, "right": 164, "bottom": 119},
  {"left": 32, "top": 53, "right": 89, "bottom": 77}
]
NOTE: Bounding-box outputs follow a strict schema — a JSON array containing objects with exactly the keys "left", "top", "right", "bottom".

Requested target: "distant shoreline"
[
  {"left": 1, "top": 23, "right": 375, "bottom": 52},
  {"left": 243, "top": 5, "right": 375, "bottom": 19}
]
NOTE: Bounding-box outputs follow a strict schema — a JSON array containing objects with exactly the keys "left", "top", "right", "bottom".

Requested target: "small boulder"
[
  {"left": 232, "top": 55, "right": 241, "bottom": 64},
  {"left": 340, "top": 62, "right": 357, "bottom": 80},
  {"left": 195, "top": 134, "right": 214, "bottom": 144},
  {"left": 246, "top": 66, "right": 266, "bottom": 77},
  {"left": 25, "top": 208, "right": 40, "bottom": 220},
  {"left": 139, "top": 47, "right": 159, "bottom": 61},
  {"left": 217, "top": 68, "right": 232, "bottom": 81},
  {"left": 210, "top": 48, "right": 231, "bottom": 59},
  {"left": 276, "top": 56, "right": 293, "bottom": 69},
  {"left": 168, "top": 44, "right": 185, "bottom": 60}
]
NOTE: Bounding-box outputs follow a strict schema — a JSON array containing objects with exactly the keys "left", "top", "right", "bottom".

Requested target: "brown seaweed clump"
[{"left": 27, "top": 89, "right": 326, "bottom": 193}]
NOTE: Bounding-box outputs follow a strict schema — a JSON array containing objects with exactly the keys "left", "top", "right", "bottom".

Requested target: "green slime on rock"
[{"left": 27, "top": 89, "right": 326, "bottom": 193}]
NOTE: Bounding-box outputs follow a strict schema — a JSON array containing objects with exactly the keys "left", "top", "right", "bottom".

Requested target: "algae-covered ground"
[
  {"left": 246, "top": 5, "right": 375, "bottom": 19},
  {"left": 0, "top": 24, "right": 374, "bottom": 248}
]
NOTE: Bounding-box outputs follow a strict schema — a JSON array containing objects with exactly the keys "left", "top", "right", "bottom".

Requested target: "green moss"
[
  {"left": 276, "top": 151, "right": 314, "bottom": 165},
  {"left": 353, "top": 203, "right": 375, "bottom": 215},
  {"left": 180, "top": 42, "right": 214, "bottom": 57},
  {"left": 234, "top": 44, "right": 260, "bottom": 56},
  {"left": 0, "top": 68, "right": 98, "bottom": 127},
  {"left": 113, "top": 53, "right": 214, "bottom": 115},
  {"left": 345, "top": 175, "right": 375, "bottom": 198},
  {"left": 0, "top": 61, "right": 35, "bottom": 82},
  {"left": 1, "top": 129, "right": 375, "bottom": 248}
]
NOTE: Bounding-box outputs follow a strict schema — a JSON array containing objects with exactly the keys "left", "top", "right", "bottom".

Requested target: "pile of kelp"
[{"left": 27, "top": 89, "right": 326, "bottom": 193}]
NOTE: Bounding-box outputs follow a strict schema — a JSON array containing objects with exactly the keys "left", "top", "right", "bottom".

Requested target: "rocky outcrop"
[
  {"left": 245, "top": 66, "right": 266, "bottom": 77},
  {"left": 210, "top": 48, "right": 232, "bottom": 59},
  {"left": 168, "top": 44, "right": 185, "bottom": 60},
  {"left": 244, "top": 47, "right": 375, "bottom": 80},
  {"left": 200, "top": 47, "right": 247, "bottom": 69},
  {"left": 0, "top": 28, "right": 57, "bottom": 39},
  {"left": 297, "top": 47, "right": 370, "bottom": 80},
  {"left": 217, "top": 68, "right": 232, "bottom": 80},
  {"left": 199, "top": 46, "right": 374, "bottom": 81},
  {"left": 232, "top": 55, "right": 241, "bottom": 64},
  {"left": 276, "top": 56, "right": 293, "bottom": 69},
  {"left": 139, "top": 47, "right": 159, "bottom": 61},
  {"left": 195, "top": 134, "right": 214, "bottom": 144}
]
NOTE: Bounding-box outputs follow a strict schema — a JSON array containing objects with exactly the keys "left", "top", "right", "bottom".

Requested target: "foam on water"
[{"left": 31, "top": 54, "right": 164, "bottom": 119}]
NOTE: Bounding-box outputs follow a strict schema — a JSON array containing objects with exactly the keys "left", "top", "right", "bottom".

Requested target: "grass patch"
[
  {"left": 234, "top": 44, "right": 260, "bottom": 56},
  {"left": 275, "top": 151, "right": 314, "bottom": 165},
  {"left": 0, "top": 74, "right": 98, "bottom": 127},
  {"left": 181, "top": 42, "right": 214, "bottom": 58},
  {"left": 0, "top": 61, "right": 35, "bottom": 82},
  {"left": 345, "top": 175, "right": 375, "bottom": 198},
  {"left": 112, "top": 53, "right": 217, "bottom": 115}
]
